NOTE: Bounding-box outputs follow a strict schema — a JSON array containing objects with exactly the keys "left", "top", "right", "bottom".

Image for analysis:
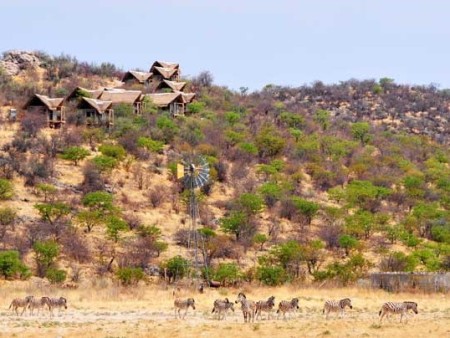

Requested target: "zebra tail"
[
  {"left": 378, "top": 310, "right": 382, "bottom": 316},
  {"left": 8, "top": 302, "right": 12, "bottom": 310},
  {"left": 322, "top": 308, "right": 325, "bottom": 314},
  {"left": 276, "top": 309, "right": 280, "bottom": 314},
  {"left": 211, "top": 307, "right": 215, "bottom": 314}
]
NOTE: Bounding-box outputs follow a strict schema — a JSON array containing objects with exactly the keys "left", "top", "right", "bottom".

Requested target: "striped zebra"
[
  {"left": 47, "top": 297, "right": 68, "bottom": 316},
  {"left": 379, "top": 301, "right": 418, "bottom": 323},
  {"left": 255, "top": 296, "right": 275, "bottom": 320},
  {"left": 322, "top": 298, "right": 353, "bottom": 319},
  {"left": 235, "top": 292, "right": 256, "bottom": 323},
  {"left": 9, "top": 296, "right": 34, "bottom": 316},
  {"left": 28, "top": 296, "right": 52, "bottom": 316},
  {"left": 211, "top": 298, "right": 235, "bottom": 320},
  {"left": 276, "top": 298, "right": 300, "bottom": 320},
  {"left": 174, "top": 298, "right": 195, "bottom": 319}
]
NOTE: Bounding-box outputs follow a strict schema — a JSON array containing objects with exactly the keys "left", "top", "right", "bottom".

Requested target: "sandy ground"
[{"left": 0, "top": 283, "right": 449, "bottom": 338}]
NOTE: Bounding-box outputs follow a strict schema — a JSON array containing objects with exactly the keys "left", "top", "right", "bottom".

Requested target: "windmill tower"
[{"left": 177, "top": 156, "right": 209, "bottom": 269}]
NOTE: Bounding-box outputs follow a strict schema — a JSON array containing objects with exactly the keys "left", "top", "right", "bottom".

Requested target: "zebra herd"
[
  {"left": 8, "top": 295, "right": 68, "bottom": 317},
  {"left": 174, "top": 293, "right": 419, "bottom": 324}
]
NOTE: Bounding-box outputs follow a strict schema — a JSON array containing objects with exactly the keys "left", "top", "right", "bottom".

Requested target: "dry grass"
[{"left": 0, "top": 281, "right": 449, "bottom": 337}]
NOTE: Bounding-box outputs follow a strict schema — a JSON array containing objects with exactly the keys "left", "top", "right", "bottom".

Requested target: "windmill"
[{"left": 177, "top": 156, "right": 210, "bottom": 269}]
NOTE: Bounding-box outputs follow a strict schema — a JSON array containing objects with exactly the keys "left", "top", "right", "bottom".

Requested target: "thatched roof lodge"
[
  {"left": 121, "top": 71, "right": 153, "bottom": 85},
  {"left": 145, "top": 93, "right": 185, "bottom": 116},
  {"left": 77, "top": 97, "right": 114, "bottom": 127},
  {"left": 23, "top": 94, "right": 65, "bottom": 128},
  {"left": 156, "top": 80, "right": 187, "bottom": 93},
  {"left": 149, "top": 61, "right": 180, "bottom": 82},
  {"left": 98, "top": 89, "right": 143, "bottom": 114},
  {"left": 66, "top": 86, "right": 103, "bottom": 101}
]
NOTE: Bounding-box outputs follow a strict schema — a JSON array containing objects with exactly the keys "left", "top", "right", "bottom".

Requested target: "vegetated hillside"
[{"left": 0, "top": 51, "right": 450, "bottom": 288}]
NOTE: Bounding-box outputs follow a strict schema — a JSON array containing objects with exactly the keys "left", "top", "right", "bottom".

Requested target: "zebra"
[
  {"left": 379, "top": 301, "right": 418, "bottom": 323},
  {"left": 322, "top": 298, "right": 353, "bottom": 319},
  {"left": 255, "top": 296, "right": 275, "bottom": 320},
  {"left": 174, "top": 298, "right": 195, "bottom": 319},
  {"left": 211, "top": 298, "right": 235, "bottom": 320},
  {"left": 47, "top": 297, "right": 68, "bottom": 316},
  {"left": 235, "top": 292, "right": 256, "bottom": 323},
  {"left": 8, "top": 296, "right": 34, "bottom": 316},
  {"left": 276, "top": 298, "right": 300, "bottom": 320},
  {"left": 28, "top": 296, "right": 52, "bottom": 316}
]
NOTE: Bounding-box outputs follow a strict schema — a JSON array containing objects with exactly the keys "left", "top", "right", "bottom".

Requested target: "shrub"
[
  {"left": 0, "top": 179, "right": 13, "bottom": 200},
  {"left": 137, "top": 137, "right": 164, "bottom": 153},
  {"left": 116, "top": 267, "right": 145, "bottom": 286},
  {"left": 255, "top": 126, "right": 285, "bottom": 158},
  {"left": 33, "top": 240, "right": 59, "bottom": 277},
  {"left": 163, "top": 255, "right": 190, "bottom": 283},
  {"left": 45, "top": 268, "right": 67, "bottom": 284},
  {"left": 60, "top": 146, "right": 90, "bottom": 165},
  {"left": 256, "top": 265, "right": 287, "bottom": 286},
  {"left": 210, "top": 263, "right": 242, "bottom": 286},
  {"left": 338, "top": 235, "right": 359, "bottom": 256},
  {"left": 379, "top": 252, "right": 418, "bottom": 272},
  {"left": 92, "top": 155, "right": 118, "bottom": 172},
  {"left": 0, "top": 250, "right": 31, "bottom": 280},
  {"left": 187, "top": 101, "right": 206, "bottom": 114},
  {"left": 106, "top": 216, "right": 128, "bottom": 242},
  {"left": 99, "top": 144, "right": 126, "bottom": 160},
  {"left": 82, "top": 191, "right": 114, "bottom": 212}
]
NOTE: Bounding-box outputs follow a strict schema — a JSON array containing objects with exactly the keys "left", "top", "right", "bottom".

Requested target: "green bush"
[
  {"left": 116, "top": 267, "right": 145, "bottom": 286},
  {"left": 46, "top": 268, "right": 67, "bottom": 284},
  {"left": 0, "top": 251, "right": 31, "bottom": 280},
  {"left": 256, "top": 265, "right": 287, "bottom": 286},
  {"left": 0, "top": 207, "right": 16, "bottom": 226},
  {"left": 211, "top": 263, "right": 242, "bottom": 286},
  {"left": 137, "top": 137, "right": 164, "bottom": 153},
  {"left": 187, "top": 101, "right": 206, "bottom": 114},
  {"left": 92, "top": 155, "right": 118, "bottom": 172},
  {"left": 0, "top": 179, "right": 14, "bottom": 200},
  {"left": 33, "top": 240, "right": 59, "bottom": 277},
  {"left": 106, "top": 216, "right": 128, "bottom": 242},
  {"left": 99, "top": 144, "right": 126, "bottom": 160},
  {"left": 164, "top": 255, "right": 190, "bottom": 282},
  {"left": 60, "top": 146, "right": 90, "bottom": 165}
]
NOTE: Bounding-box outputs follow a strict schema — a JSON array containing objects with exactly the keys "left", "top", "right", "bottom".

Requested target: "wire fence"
[{"left": 364, "top": 272, "right": 450, "bottom": 293}]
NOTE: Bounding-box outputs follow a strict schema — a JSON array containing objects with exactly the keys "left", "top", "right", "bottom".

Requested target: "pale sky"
[{"left": 1, "top": 0, "right": 449, "bottom": 90}]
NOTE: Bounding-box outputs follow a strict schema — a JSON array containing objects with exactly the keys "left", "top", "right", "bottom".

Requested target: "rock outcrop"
[{"left": 0, "top": 50, "right": 42, "bottom": 76}]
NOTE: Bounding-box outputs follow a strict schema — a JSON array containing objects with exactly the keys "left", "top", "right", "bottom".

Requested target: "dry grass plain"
[{"left": 0, "top": 281, "right": 449, "bottom": 338}]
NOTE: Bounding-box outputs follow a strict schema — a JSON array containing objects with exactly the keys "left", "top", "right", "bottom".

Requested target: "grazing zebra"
[
  {"left": 276, "top": 298, "right": 300, "bottom": 320},
  {"left": 174, "top": 298, "right": 196, "bottom": 319},
  {"left": 379, "top": 301, "right": 418, "bottom": 323},
  {"left": 322, "top": 298, "right": 353, "bottom": 319},
  {"left": 28, "top": 296, "right": 52, "bottom": 316},
  {"left": 255, "top": 296, "right": 276, "bottom": 320},
  {"left": 9, "top": 296, "right": 34, "bottom": 316},
  {"left": 47, "top": 297, "right": 68, "bottom": 316},
  {"left": 235, "top": 292, "right": 256, "bottom": 323},
  {"left": 211, "top": 298, "right": 235, "bottom": 320}
]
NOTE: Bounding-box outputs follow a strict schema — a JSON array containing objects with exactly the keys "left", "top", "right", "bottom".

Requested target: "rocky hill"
[{"left": 0, "top": 51, "right": 449, "bottom": 288}]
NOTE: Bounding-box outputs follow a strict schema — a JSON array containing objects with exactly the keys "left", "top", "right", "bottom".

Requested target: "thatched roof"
[
  {"left": 156, "top": 80, "right": 187, "bottom": 92},
  {"left": 152, "top": 66, "right": 178, "bottom": 80},
  {"left": 144, "top": 93, "right": 183, "bottom": 107},
  {"left": 181, "top": 93, "right": 196, "bottom": 104},
  {"left": 23, "top": 94, "right": 64, "bottom": 110},
  {"left": 66, "top": 86, "right": 103, "bottom": 101},
  {"left": 78, "top": 97, "right": 113, "bottom": 114},
  {"left": 99, "top": 89, "right": 142, "bottom": 104},
  {"left": 122, "top": 71, "right": 153, "bottom": 84},
  {"left": 150, "top": 61, "right": 179, "bottom": 71}
]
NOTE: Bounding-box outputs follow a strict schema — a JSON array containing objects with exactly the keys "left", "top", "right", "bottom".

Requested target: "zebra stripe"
[
  {"left": 174, "top": 298, "right": 195, "bottom": 319},
  {"left": 212, "top": 298, "right": 234, "bottom": 320},
  {"left": 9, "top": 296, "right": 34, "bottom": 316},
  {"left": 255, "top": 296, "right": 275, "bottom": 320},
  {"left": 276, "top": 298, "right": 299, "bottom": 320},
  {"left": 235, "top": 293, "right": 256, "bottom": 323},
  {"left": 322, "top": 298, "right": 353, "bottom": 319},
  {"left": 379, "top": 301, "right": 418, "bottom": 323}
]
